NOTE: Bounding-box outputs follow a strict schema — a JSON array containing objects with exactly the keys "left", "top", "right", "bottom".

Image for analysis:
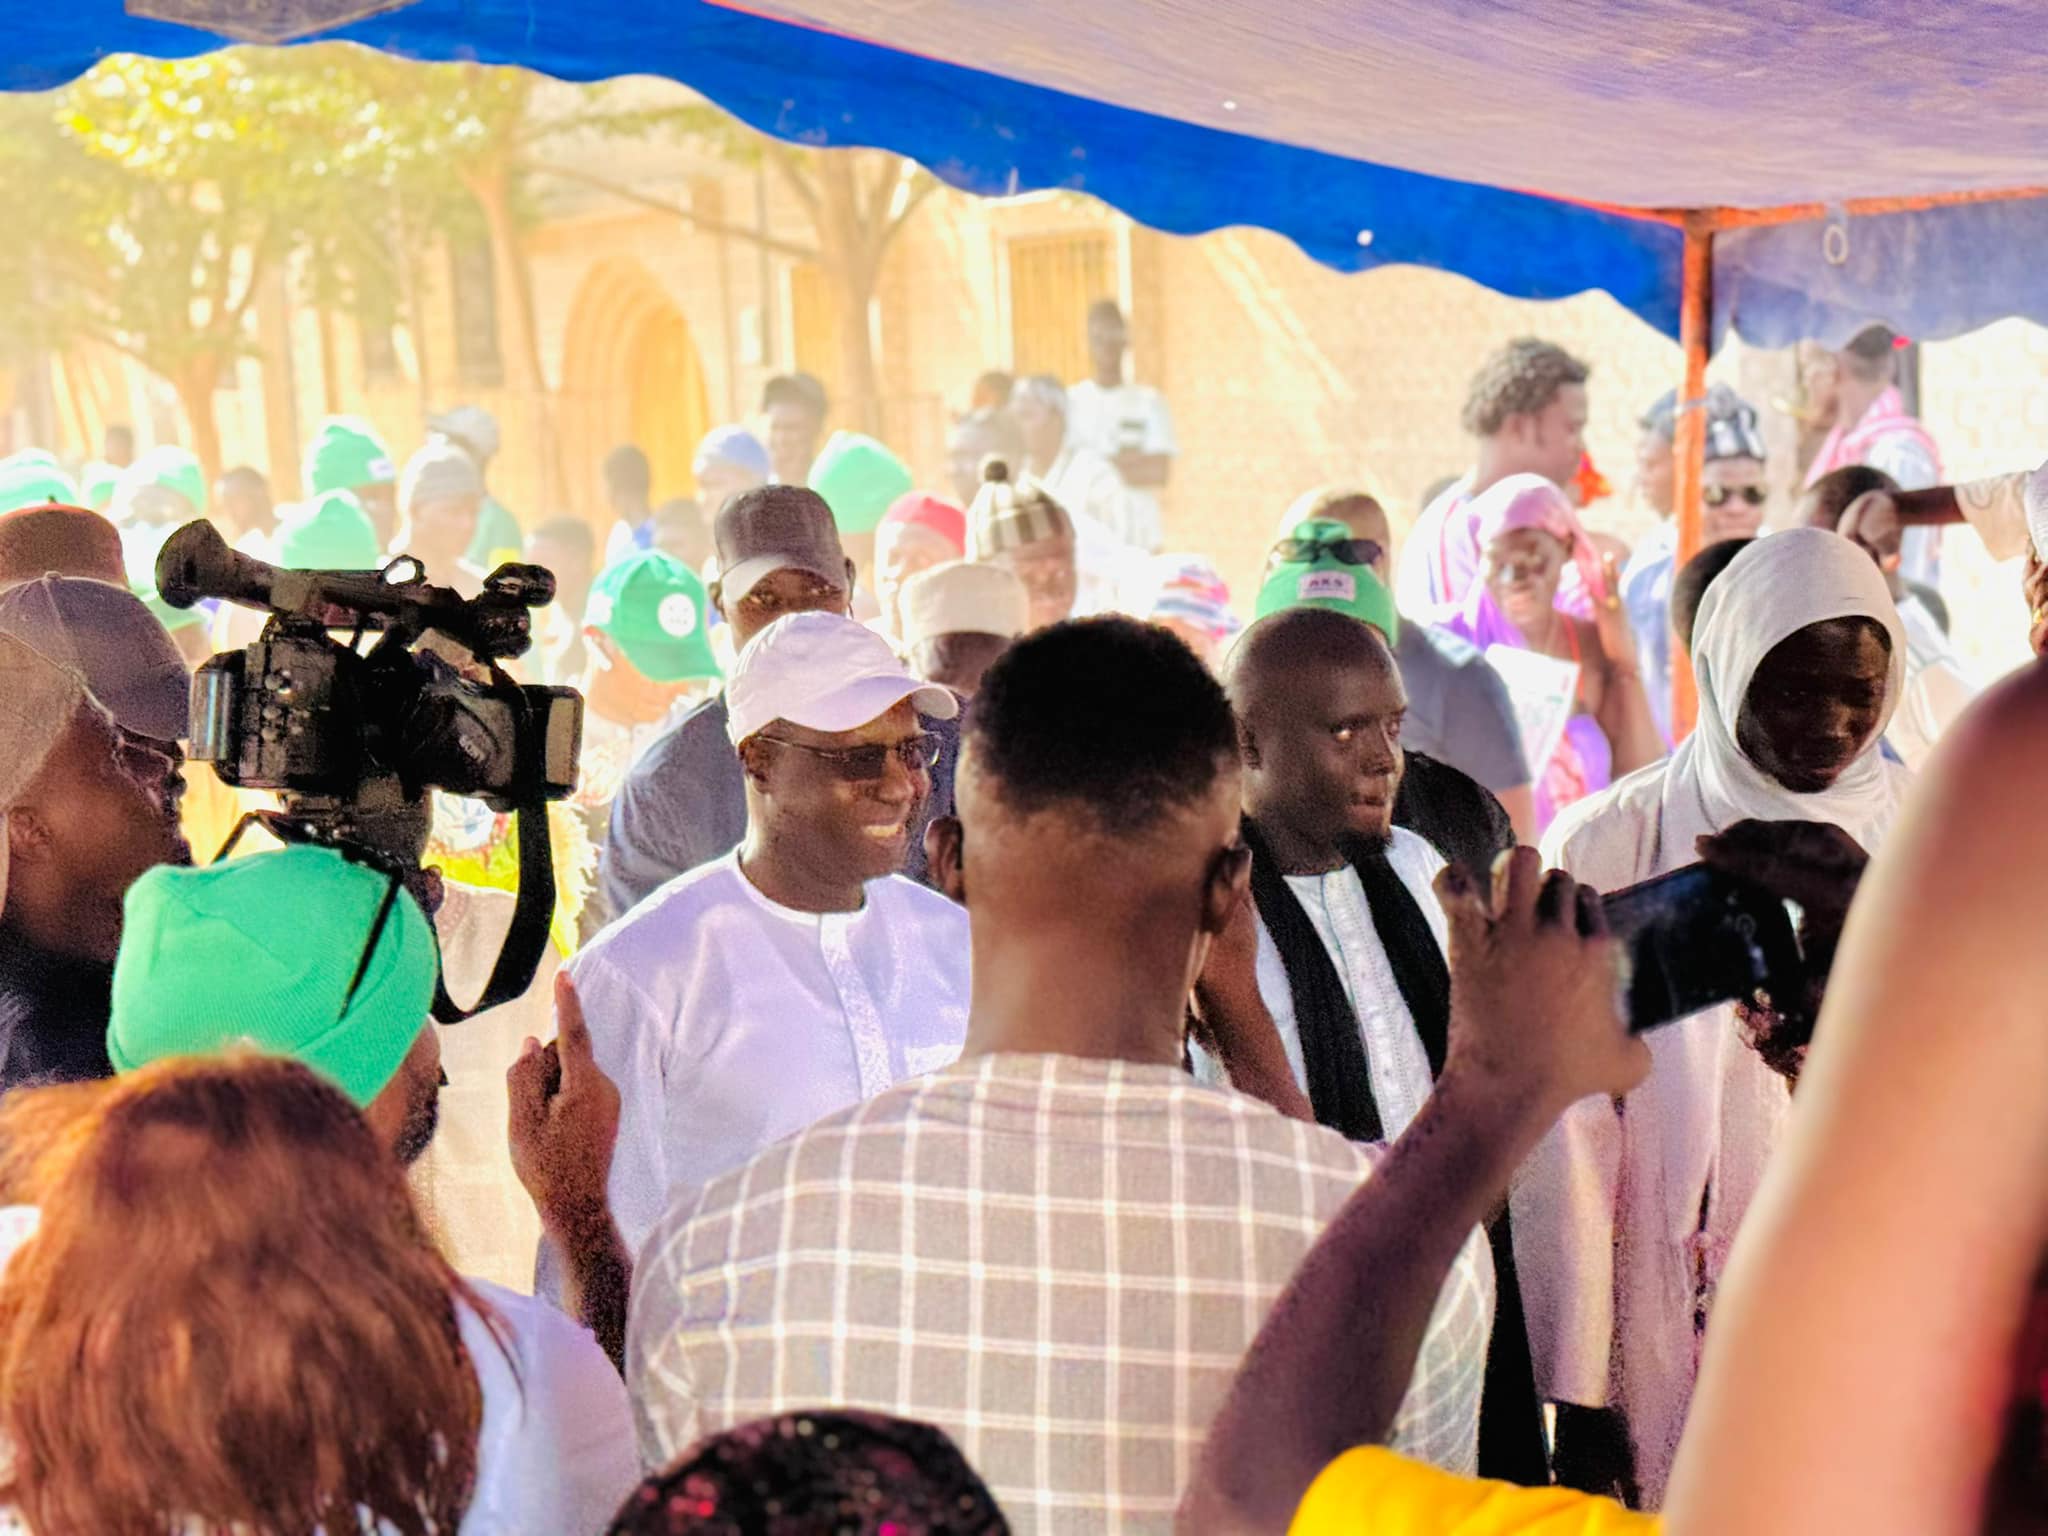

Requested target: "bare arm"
[
  {"left": 1664, "top": 671, "right": 2048, "bottom": 1535},
  {"left": 1179, "top": 851, "right": 1650, "bottom": 1533},
  {"left": 1113, "top": 449, "right": 1172, "bottom": 488},
  {"left": 1495, "top": 783, "right": 1537, "bottom": 846},
  {"left": 1189, "top": 889, "right": 1315, "bottom": 1123}
]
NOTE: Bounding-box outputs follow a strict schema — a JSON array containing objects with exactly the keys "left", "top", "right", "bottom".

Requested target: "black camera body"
[
  {"left": 190, "top": 626, "right": 580, "bottom": 863},
  {"left": 157, "top": 520, "right": 584, "bottom": 1019}
]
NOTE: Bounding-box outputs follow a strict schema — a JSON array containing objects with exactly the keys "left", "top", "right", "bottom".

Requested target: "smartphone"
[{"left": 1600, "top": 863, "right": 1804, "bottom": 1034}]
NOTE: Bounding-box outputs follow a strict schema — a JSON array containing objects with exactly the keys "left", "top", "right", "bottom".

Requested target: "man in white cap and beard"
[
  {"left": 0, "top": 628, "right": 190, "bottom": 1092},
  {"left": 542, "top": 609, "right": 970, "bottom": 1297}
]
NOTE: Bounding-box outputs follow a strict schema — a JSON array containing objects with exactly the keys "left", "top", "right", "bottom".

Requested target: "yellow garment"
[{"left": 1291, "top": 1448, "right": 1658, "bottom": 1536}]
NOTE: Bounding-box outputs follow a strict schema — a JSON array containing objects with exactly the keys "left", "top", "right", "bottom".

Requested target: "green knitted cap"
[
  {"left": 1255, "top": 518, "right": 1400, "bottom": 642},
  {"left": 118, "top": 445, "right": 206, "bottom": 523},
  {"left": 79, "top": 461, "right": 120, "bottom": 512},
  {"left": 276, "top": 489, "right": 382, "bottom": 570},
  {"left": 807, "top": 432, "right": 914, "bottom": 536},
  {"left": 0, "top": 457, "right": 80, "bottom": 515},
  {"left": 304, "top": 416, "right": 397, "bottom": 499},
  {"left": 109, "top": 845, "right": 438, "bottom": 1109}
]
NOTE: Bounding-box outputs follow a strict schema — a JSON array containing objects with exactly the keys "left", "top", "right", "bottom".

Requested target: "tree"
[
  {"left": 0, "top": 52, "right": 390, "bottom": 482},
  {"left": 522, "top": 109, "right": 939, "bottom": 438}
]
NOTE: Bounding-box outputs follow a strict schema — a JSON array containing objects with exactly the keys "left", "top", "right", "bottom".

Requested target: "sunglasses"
[
  {"left": 1703, "top": 484, "right": 1768, "bottom": 508},
  {"left": 1271, "top": 536, "right": 1384, "bottom": 568},
  {"left": 758, "top": 731, "right": 941, "bottom": 781}
]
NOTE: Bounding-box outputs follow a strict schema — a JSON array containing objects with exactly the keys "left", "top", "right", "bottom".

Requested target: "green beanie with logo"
[
  {"left": 276, "top": 489, "right": 382, "bottom": 571},
  {"left": 585, "top": 548, "right": 721, "bottom": 682},
  {"left": 109, "top": 845, "right": 438, "bottom": 1109},
  {"left": 807, "top": 431, "right": 914, "bottom": 536},
  {"left": 1255, "top": 518, "right": 1401, "bottom": 642},
  {"left": 304, "top": 416, "right": 397, "bottom": 499}
]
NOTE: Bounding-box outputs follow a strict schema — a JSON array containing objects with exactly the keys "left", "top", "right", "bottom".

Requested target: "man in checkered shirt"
[{"left": 627, "top": 618, "right": 1495, "bottom": 1532}]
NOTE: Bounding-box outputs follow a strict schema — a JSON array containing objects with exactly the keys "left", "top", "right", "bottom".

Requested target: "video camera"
[{"left": 155, "top": 520, "right": 584, "bottom": 1021}]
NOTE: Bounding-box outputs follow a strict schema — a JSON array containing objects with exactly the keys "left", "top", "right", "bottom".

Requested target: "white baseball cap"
[{"left": 726, "top": 610, "right": 958, "bottom": 746}]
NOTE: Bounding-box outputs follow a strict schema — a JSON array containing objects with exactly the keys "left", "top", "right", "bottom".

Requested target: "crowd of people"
[{"left": 0, "top": 302, "right": 2044, "bottom": 1535}]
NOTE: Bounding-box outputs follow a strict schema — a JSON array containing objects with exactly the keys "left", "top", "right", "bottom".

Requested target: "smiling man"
[{"left": 552, "top": 609, "right": 970, "bottom": 1287}]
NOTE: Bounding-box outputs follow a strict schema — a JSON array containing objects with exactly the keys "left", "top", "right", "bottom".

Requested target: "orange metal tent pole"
[{"left": 1669, "top": 218, "right": 1713, "bottom": 737}]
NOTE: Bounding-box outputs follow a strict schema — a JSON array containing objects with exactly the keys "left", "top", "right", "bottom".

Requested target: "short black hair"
[
  {"left": 967, "top": 617, "right": 1236, "bottom": 833},
  {"left": 603, "top": 444, "right": 650, "bottom": 499},
  {"left": 529, "top": 515, "right": 594, "bottom": 558},
  {"left": 1800, "top": 464, "right": 1898, "bottom": 530},
  {"left": 761, "top": 372, "right": 828, "bottom": 418},
  {"left": 1841, "top": 324, "right": 1899, "bottom": 382},
  {"left": 1672, "top": 537, "right": 1755, "bottom": 651},
  {"left": 1087, "top": 299, "right": 1125, "bottom": 328}
]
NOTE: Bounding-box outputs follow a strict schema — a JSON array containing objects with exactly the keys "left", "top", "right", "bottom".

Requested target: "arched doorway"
[{"left": 558, "top": 259, "right": 713, "bottom": 526}]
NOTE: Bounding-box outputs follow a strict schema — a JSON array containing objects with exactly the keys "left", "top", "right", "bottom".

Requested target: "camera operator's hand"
[
  {"left": 1698, "top": 820, "right": 1869, "bottom": 1084},
  {"left": 1438, "top": 848, "right": 1648, "bottom": 1126}
]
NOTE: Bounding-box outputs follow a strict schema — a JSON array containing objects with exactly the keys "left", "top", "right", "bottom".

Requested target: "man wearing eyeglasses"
[
  {"left": 1620, "top": 385, "right": 1770, "bottom": 742},
  {"left": 552, "top": 609, "right": 970, "bottom": 1293},
  {"left": 597, "top": 485, "right": 963, "bottom": 926}
]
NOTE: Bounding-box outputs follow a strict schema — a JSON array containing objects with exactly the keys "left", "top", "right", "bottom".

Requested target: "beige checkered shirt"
[{"left": 627, "top": 1053, "right": 1494, "bottom": 1533}]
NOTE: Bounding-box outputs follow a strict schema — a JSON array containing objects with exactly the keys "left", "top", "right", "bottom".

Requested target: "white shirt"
[
  {"left": 550, "top": 850, "right": 970, "bottom": 1294},
  {"left": 1032, "top": 440, "right": 1145, "bottom": 614},
  {"left": 628, "top": 1055, "right": 1494, "bottom": 1534},
  {"left": 1065, "top": 378, "right": 1175, "bottom": 552},
  {"left": 460, "top": 1278, "right": 642, "bottom": 1534},
  {"left": 1192, "top": 828, "right": 1446, "bottom": 1142}
]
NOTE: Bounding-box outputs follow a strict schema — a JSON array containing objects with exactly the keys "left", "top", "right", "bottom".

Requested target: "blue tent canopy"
[{"left": 6, "top": 0, "right": 2045, "bottom": 347}]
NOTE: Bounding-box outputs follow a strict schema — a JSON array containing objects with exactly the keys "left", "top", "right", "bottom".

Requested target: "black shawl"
[{"left": 1240, "top": 812, "right": 1549, "bottom": 1486}]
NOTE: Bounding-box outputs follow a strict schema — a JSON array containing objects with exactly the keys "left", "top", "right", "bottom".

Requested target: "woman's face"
[
  {"left": 1484, "top": 527, "right": 1568, "bottom": 633},
  {"left": 1736, "top": 617, "right": 1892, "bottom": 793}
]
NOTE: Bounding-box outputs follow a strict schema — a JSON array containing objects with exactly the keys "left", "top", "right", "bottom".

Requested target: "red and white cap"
[{"left": 726, "top": 610, "right": 957, "bottom": 746}]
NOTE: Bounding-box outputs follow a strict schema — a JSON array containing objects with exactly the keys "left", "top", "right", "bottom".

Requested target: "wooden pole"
[{"left": 1670, "top": 216, "right": 1714, "bottom": 736}]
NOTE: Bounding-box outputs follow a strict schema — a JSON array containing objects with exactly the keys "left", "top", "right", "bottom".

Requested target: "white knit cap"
[
  {"left": 0, "top": 633, "right": 87, "bottom": 920},
  {"left": 899, "top": 560, "right": 1029, "bottom": 647},
  {"left": 398, "top": 441, "right": 484, "bottom": 515}
]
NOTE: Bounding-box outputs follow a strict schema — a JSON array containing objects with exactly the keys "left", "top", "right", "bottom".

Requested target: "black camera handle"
[{"left": 208, "top": 672, "right": 558, "bottom": 1026}]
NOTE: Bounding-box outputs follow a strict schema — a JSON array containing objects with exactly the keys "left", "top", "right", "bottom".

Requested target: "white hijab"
[{"left": 1662, "top": 527, "right": 1912, "bottom": 858}]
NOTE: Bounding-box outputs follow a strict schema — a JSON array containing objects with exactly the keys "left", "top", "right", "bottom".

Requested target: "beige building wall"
[{"left": 38, "top": 131, "right": 2048, "bottom": 689}]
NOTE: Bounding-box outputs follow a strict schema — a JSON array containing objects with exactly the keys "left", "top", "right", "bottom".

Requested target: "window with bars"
[{"left": 1007, "top": 230, "right": 1114, "bottom": 385}]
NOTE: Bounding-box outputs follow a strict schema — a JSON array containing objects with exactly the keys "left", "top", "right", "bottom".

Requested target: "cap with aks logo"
[
  {"left": 585, "top": 549, "right": 722, "bottom": 683},
  {"left": 1254, "top": 519, "right": 1400, "bottom": 641}
]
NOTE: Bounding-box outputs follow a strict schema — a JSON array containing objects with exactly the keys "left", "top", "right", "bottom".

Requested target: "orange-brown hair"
[{"left": 0, "top": 1052, "right": 483, "bottom": 1535}]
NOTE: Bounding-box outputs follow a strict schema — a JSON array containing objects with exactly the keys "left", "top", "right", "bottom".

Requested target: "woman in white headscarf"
[{"left": 1510, "top": 527, "right": 1911, "bottom": 1510}]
